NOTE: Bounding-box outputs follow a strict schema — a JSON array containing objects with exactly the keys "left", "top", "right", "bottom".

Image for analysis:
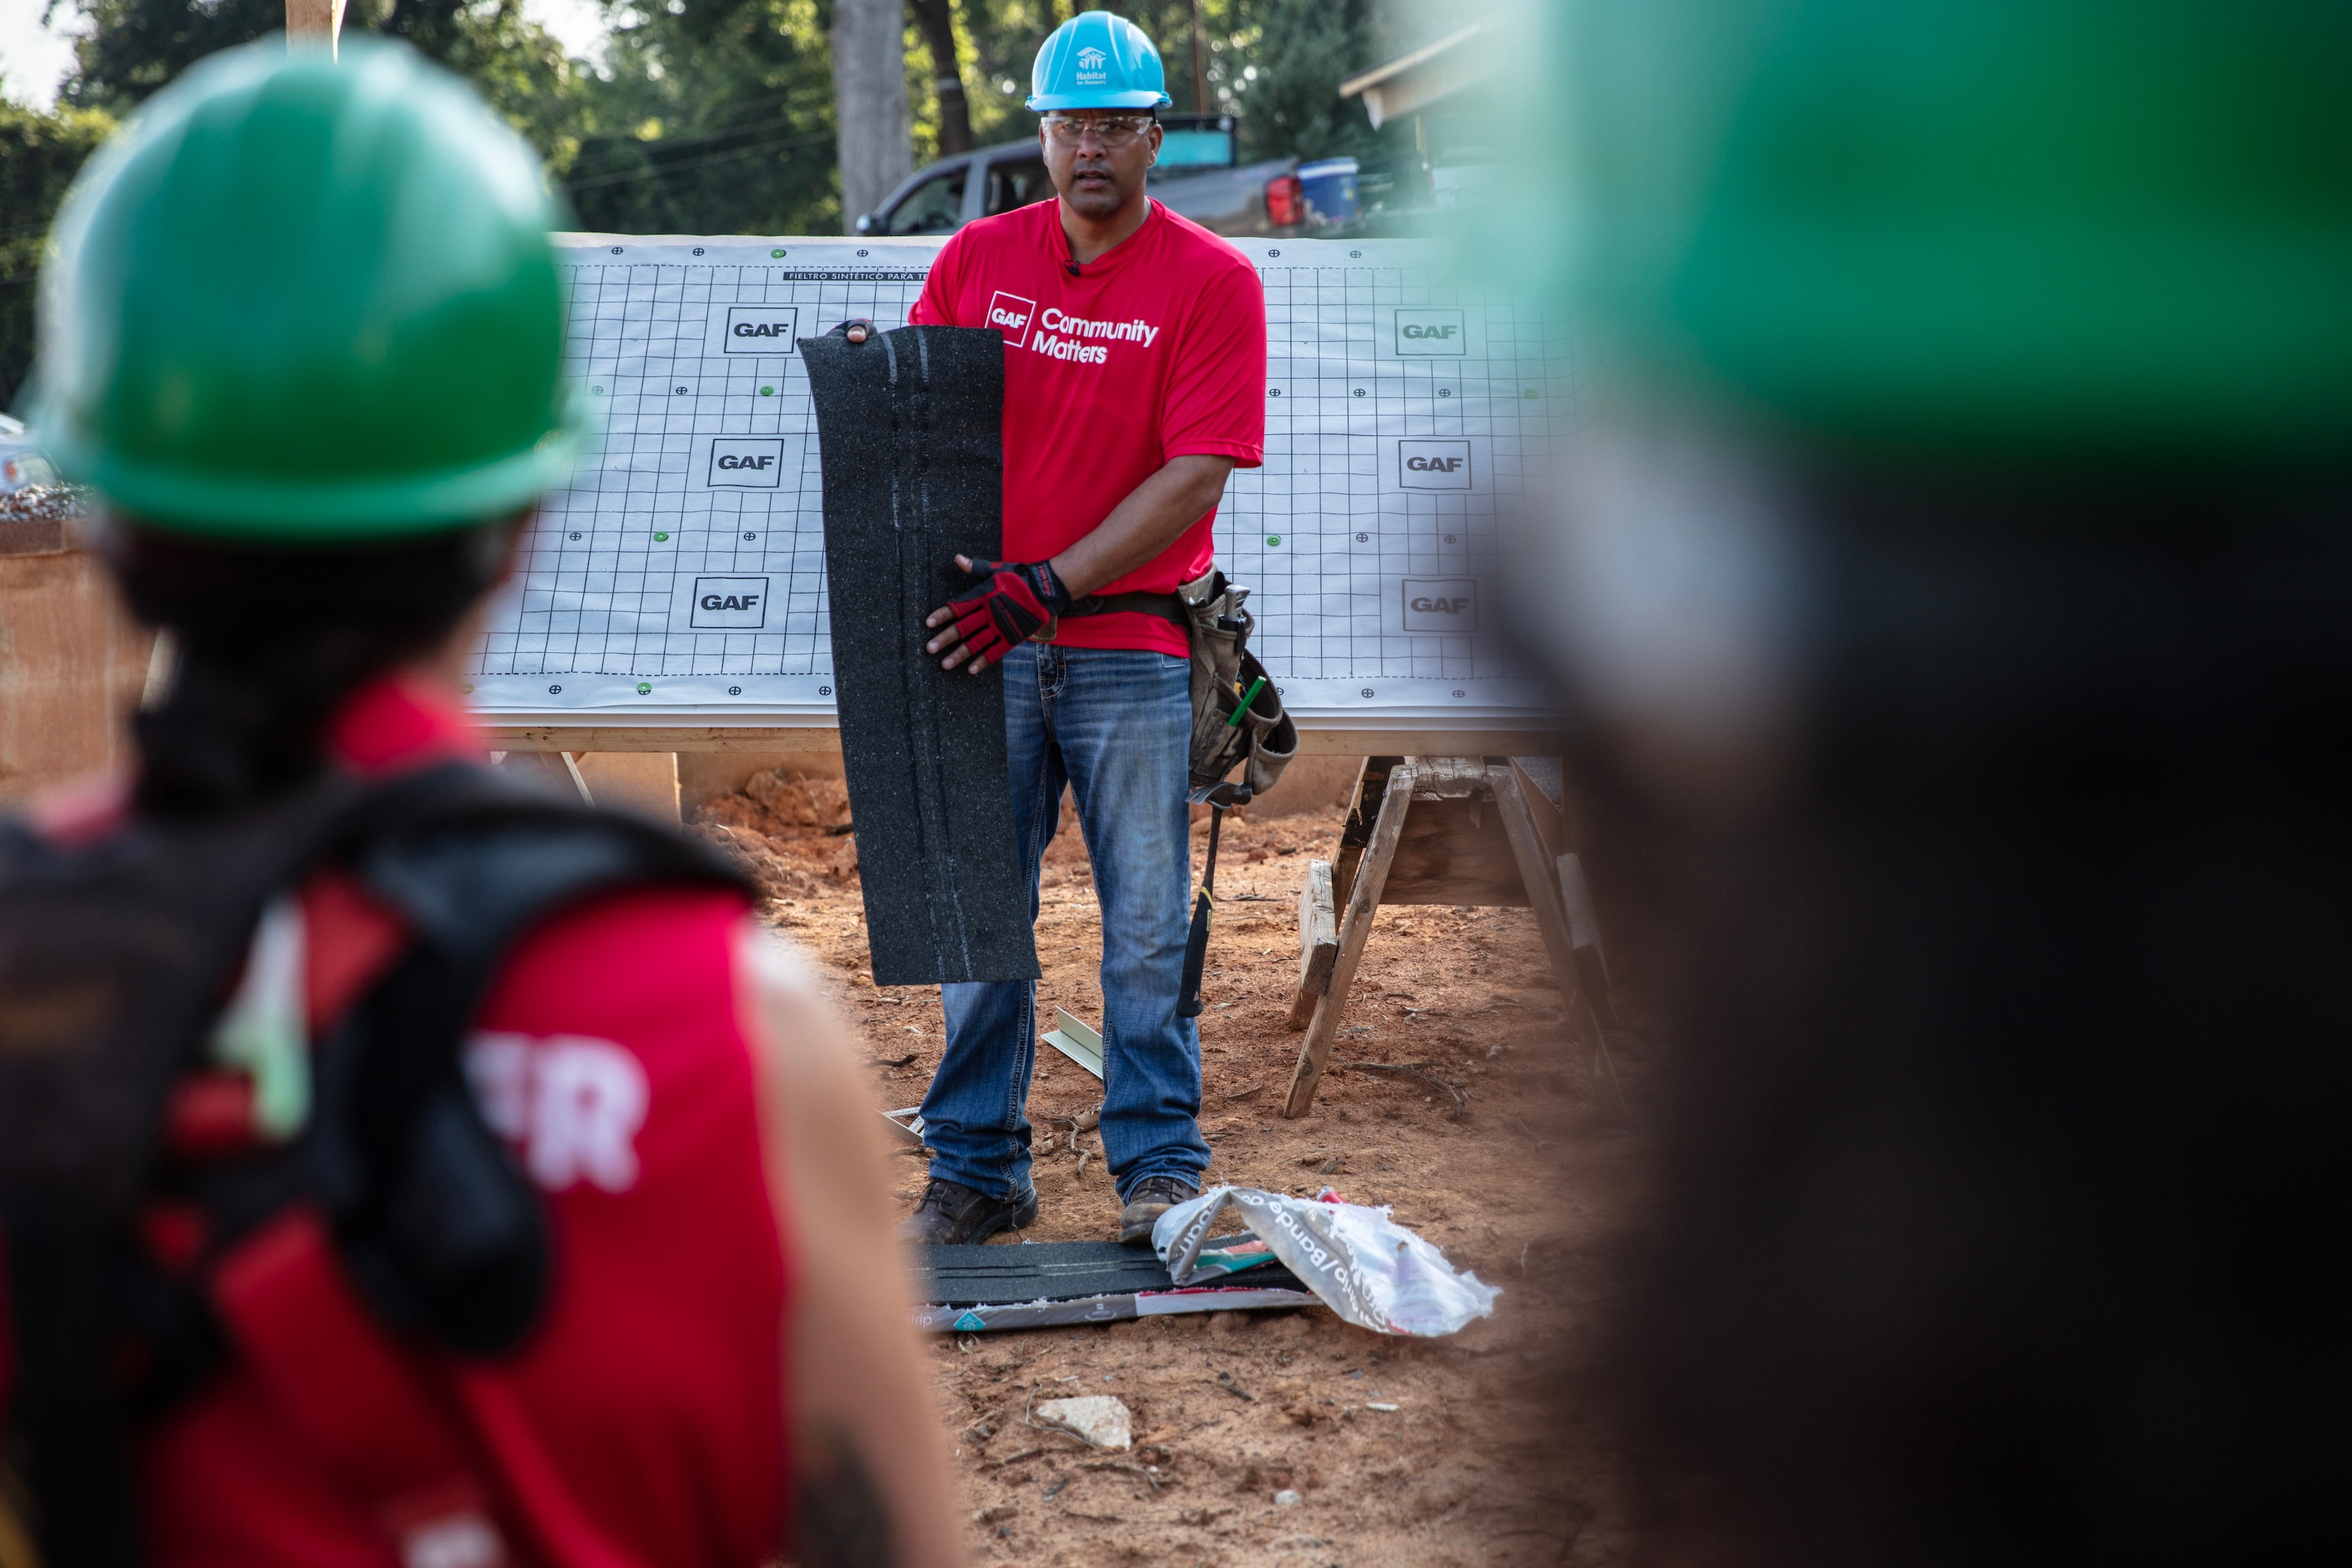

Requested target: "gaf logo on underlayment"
[
  {"left": 722, "top": 305, "right": 799, "bottom": 352},
  {"left": 1394, "top": 307, "right": 1468, "bottom": 355},
  {"left": 1399, "top": 438, "right": 1472, "bottom": 489},
  {"left": 708, "top": 437, "right": 786, "bottom": 488},
  {"left": 988, "top": 290, "right": 1036, "bottom": 348},
  {"left": 691, "top": 576, "right": 771, "bottom": 629},
  {"left": 1403, "top": 578, "right": 1478, "bottom": 633}
]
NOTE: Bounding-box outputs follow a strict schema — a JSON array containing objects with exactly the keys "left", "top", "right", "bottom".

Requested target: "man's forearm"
[{"left": 1048, "top": 453, "right": 1234, "bottom": 598}]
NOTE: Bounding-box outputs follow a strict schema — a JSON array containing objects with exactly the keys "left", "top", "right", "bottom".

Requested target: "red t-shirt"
[
  {"left": 910, "top": 197, "right": 1267, "bottom": 655},
  {"left": 13, "top": 679, "right": 793, "bottom": 1568}
]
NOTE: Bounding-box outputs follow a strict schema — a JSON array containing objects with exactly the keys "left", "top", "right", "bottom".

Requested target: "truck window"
[
  {"left": 1156, "top": 126, "right": 1234, "bottom": 169},
  {"left": 886, "top": 168, "right": 966, "bottom": 234},
  {"left": 985, "top": 159, "right": 1054, "bottom": 216}
]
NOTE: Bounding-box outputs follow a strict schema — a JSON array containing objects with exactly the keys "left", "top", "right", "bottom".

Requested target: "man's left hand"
[{"left": 925, "top": 555, "right": 1074, "bottom": 672}]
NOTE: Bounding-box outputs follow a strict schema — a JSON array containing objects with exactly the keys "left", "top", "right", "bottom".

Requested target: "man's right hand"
[{"left": 924, "top": 556, "right": 1071, "bottom": 672}]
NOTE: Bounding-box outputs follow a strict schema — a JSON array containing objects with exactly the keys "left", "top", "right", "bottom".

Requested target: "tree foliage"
[
  {"left": 2, "top": 0, "right": 1417, "bottom": 405},
  {"left": 564, "top": 0, "right": 843, "bottom": 235},
  {"left": 1221, "top": 0, "right": 1389, "bottom": 165},
  {"left": 0, "top": 96, "right": 115, "bottom": 409}
]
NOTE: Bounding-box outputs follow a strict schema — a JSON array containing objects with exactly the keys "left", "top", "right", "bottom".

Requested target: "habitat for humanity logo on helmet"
[{"left": 1075, "top": 45, "right": 1109, "bottom": 82}]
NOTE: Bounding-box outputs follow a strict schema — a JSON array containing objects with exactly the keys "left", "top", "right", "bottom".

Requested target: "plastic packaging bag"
[{"left": 1152, "top": 1185, "right": 1501, "bottom": 1337}]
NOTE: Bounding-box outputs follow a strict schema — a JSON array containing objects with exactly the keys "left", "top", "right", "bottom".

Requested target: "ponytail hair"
[{"left": 105, "top": 518, "right": 515, "bottom": 813}]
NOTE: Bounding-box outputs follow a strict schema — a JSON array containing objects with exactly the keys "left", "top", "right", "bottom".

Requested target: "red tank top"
[{"left": 121, "top": 679, "right": 791, "bottom": 1567}]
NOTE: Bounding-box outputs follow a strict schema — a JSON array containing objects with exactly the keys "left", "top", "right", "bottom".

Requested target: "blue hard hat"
[{"left": 1028, "top": 11, "right": 1172, "bottom": 112}]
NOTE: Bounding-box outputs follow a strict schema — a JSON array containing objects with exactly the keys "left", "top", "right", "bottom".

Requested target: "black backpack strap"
[
  {"left": 0, "top": 763, "right": 756, "bottom": 1563},
  {"left": 0, "top": 1196, "right": 144, "bottom": 1568},
  {"left": 0, "top": 776, "right": 381, "bottom": 1568},
  {"left": 304, "top": 763, "right": 754, "bottom": 1355}
]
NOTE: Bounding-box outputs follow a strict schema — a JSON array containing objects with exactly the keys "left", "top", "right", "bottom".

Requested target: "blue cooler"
[{"left": 1296, "top": 158, "right": 1360, "bottom": 227}]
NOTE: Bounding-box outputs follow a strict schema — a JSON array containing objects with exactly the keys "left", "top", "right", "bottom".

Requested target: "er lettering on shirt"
[
  {"left": 465, "top": 1031, "right": 650, "bottom": 1193},
  {"left": 911, "top": 198, "right": 1267, "bottom": 656}
]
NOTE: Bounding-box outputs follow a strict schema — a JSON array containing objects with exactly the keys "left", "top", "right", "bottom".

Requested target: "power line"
[
  {"left": 561, "top": 107, "right": 813, "bottom": 176},
  {"left": 563, "top": 127, "right": 835, "bottom": 191}
]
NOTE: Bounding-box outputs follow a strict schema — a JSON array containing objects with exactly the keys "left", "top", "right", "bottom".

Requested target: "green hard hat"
[
  {"left": 31, "top": 38, "right": 586, "bottom": 539},
  {"left": 1564, "top": 0, "right": 2352, "bottom": 463}
]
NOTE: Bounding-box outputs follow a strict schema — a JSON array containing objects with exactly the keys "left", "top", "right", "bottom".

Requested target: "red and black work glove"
[{"left": 944, "top": 557, "right": 1074, "bottom": 668}]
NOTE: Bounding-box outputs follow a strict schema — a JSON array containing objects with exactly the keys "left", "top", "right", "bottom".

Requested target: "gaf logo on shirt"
[
  {"left": 1394, "top": 307, "right": 1468, "bottom": 355},
  {"left": 722, "top": 304, "right": 799, "bottom": 353},
  {"left": 1399, "top": 438, "right": 1473, "bottom": 489},
  {"left": 1403, "top": 578, "right": 1479, "bottom": 633},
  {"left": 988, "top": 290, "right": 1036, "bottom": 347},
  {"left": 708, "top": 437, "right": 785, "bottom": 488},
  {"left": 691, "top": 575, "right": 770, "bottom": 629}
]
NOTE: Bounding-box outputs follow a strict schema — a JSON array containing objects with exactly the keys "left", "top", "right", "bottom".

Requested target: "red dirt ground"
[{"left": 698, "top": 770, "right": 1644, "bottom": 1568}]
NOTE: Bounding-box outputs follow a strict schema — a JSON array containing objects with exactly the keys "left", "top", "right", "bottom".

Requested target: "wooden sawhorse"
[{"left": 1280, "top": 756, "right": 1620, "bottom": 1119}]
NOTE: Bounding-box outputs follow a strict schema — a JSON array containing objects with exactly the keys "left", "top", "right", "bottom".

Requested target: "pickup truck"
[{"left": 855, "top": 114, "right": 1309, "bottom": 240}]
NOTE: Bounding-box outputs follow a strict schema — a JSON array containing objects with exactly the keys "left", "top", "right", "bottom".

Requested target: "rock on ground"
[{"left": 1033, "top": 1395, "right": 1134, "bottom": 1451}]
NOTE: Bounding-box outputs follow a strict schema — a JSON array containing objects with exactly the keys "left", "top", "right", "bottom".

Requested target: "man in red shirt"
[{"left": 899, "top": 11, "right": 1267, "bottom": 1245}]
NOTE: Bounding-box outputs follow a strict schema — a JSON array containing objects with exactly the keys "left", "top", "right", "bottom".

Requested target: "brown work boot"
[
  {"left": 1117, "top": 1174, "right": 1201, "bottom": 1245},
  {"left": 898, "top": 1177, "right": 1039, "bottom": 1245}
]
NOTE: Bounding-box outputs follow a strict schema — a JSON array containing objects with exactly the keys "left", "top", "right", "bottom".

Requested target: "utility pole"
[
  {"left": 1190, "top": 0, "right": 1208, "bottom": 114},
  {"left": 285, "top": 0, "right": 344, "bottom": 53},
  {"left": 832, "top": 0, "right": 913, "bottom": 233}
]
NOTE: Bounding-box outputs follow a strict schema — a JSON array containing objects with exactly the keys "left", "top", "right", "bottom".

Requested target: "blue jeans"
[{"left": 920, "top": 642, "right": 1209, "bottom": 1204}]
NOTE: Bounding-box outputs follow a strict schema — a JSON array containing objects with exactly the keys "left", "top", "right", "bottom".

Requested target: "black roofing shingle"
[{"left": 802, "top": 321, "right": 1040, "bottom": 985}]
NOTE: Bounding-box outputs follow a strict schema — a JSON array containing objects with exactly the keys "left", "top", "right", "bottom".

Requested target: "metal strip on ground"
[
  {"left": 920, "top": 1240, "right": 1310, "bottom": 1305},
  {"left": 916, "top": 1287, "right": 1322, "bottom": 1334}
]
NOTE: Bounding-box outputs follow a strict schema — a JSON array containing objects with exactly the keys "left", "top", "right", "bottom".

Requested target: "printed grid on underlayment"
[
  {"left": 476, "top": 263, "right": 928, "bottom": 682},
  {"left": 473, "top": 244, "right": 1572, "bottom": 703},
  {"left": 1220, "top": 263, "right": 1563, "bottom": 688}
]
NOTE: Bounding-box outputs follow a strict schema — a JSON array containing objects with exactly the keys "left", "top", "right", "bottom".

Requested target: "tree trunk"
[
  {"left": 831, "top": 0, "right": 913, "bottom": 233},
  {"left": 1189, "top": 0, "right": 1207, "bottom": 114},
  {"left": 907, "top": 0, "right": 971, "bottom": 157}
]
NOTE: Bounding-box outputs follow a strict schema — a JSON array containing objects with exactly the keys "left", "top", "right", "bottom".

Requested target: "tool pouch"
[{"left": 1180, "top": 568, "right": 1298, "bottom": 799}]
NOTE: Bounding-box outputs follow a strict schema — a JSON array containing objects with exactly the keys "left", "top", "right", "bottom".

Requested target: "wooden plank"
[
  {"left": 1406, "top": 753, "right": 1490, "bottom": 800},
  {"left": 1510, "top": 757, "right": 1566, "bottom": 861},
  {"left": 485, "top": 724, "right": 848, "bottom": 754},
  {"left": 1486, "top": 763, "right": 1588, "bottom": 1034},
  {"left": 1558, "top": 851, "right": 1617, "bottom": 1025},
  {"left": 482, "top": 725, "right": 1563, "bottom": 757},
  {"left": 0, "top": 514, "right": 67, "bottom": 558},
  {"left": 1491, "top": 763, "right": 1632, "bottom": 1119},
  {"left": 1284, "top": 764, "right": 1415, "bottom": 1119},
  {"left": 285, "top": 0, "right": 345, "bottom": 45},
  {"left": 0, "top": 550, "right": 156, "bottom": 804},
  {"left": 1284, "top": 858, "right": 1339, "bottom": 1030},
  {"left": 1328, "top": 756, "right": 1387, "bottom": 912},
  {"left": 1296, "top": 730, "right": 1559, "bottom": 759}
]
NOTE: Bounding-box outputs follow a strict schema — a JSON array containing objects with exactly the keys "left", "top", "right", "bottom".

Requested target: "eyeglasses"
[{"left": 1041, "top": 114, "right": 1156, "bottom": 148}]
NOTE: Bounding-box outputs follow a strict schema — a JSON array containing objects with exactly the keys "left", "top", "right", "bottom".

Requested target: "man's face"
[{"left": 1040, "top": 111, "right": 1163, "bottom": 220}]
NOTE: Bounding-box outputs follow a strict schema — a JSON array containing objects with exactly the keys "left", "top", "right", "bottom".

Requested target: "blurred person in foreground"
[
  {"left": 1515, "top": 2, "right": 2352, "bottom": 1563},
  {"left": 0, "top": 40, "right": 959, "bottom": 1568}
]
